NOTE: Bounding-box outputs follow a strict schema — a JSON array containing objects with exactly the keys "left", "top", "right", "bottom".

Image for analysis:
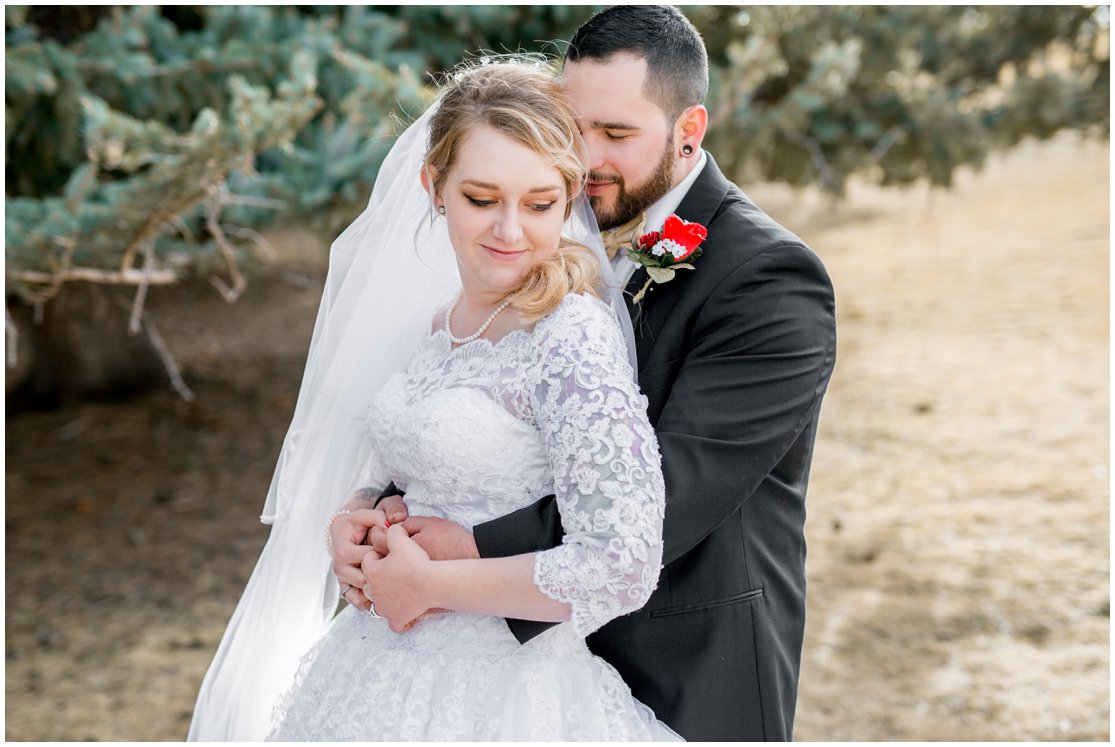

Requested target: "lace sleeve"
[{"left": 529, "top": 295, "right": 665, "bottom": 637}]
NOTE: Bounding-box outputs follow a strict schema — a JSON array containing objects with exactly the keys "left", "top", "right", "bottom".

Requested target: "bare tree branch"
[
  {"left": 225, "top": 225, "right": 277, "bottom": 261},
  {"left": 782, "top": 129, "right": 843, "bottom": 195},
  {"left": 128, "top": 240, "right": 157, "bottom": 335},
  {"left": 871, "top": 126, "right": 906, "bottom": 162},
  {"left": 10, "top": 267, "right": 178, "bottom": 287},
  {"left": 170, "top": 215, "right": 196, "bottom": 244},
  {"left": 18, "top": 236, "right": 80, "bottom": 306},
  {"left": 223, "top": 194, "right": 287, "bottom": 210},
  {"left": 205, "top": 201, "right": 247, "bottom": 303},
  {"left": 142, "top": 314, "right": 195, "bottom": 402}
]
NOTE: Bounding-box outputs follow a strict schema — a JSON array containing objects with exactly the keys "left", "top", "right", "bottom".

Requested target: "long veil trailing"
[{"left": 187, "top": 102, "right": 635, "bottom": 740}]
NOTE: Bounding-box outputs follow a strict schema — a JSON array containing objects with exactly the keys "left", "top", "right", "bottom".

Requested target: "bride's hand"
[
  {"left": 361, "top": 524, "right": 434, "bottom": 633},
  {"left": 331, "top": 502, "right": 389, "bottom": 609}
]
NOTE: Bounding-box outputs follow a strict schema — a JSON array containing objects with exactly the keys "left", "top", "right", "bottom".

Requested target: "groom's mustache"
[{"left": 588, "top": 171, "right": 623, "bottom": 188}]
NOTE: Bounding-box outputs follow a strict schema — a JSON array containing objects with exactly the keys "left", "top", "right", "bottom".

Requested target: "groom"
[{"left": 343, "top": 5, "right": 835, "bottom": 741}]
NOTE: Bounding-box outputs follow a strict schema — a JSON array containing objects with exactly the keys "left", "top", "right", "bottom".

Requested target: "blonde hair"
[{"left": 424, "top": 59, "right": 600, "bottom": 321}]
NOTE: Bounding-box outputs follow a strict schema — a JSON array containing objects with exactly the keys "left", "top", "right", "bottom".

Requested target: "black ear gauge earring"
[
  {"left": 681, "top": 144, "right": 694, "bottom": 157},
  {"left": 437, "top": 205, "right": 446, "bottom": 216}
]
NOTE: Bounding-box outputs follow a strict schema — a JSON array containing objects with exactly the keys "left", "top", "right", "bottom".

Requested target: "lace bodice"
[{"left": 358, "top": 292, "right": 665, "bottom": 636}]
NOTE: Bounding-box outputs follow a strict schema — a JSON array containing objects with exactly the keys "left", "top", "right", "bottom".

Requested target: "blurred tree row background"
[{"left": 4, "top": 5, "right": 1109, "bottom": 401}]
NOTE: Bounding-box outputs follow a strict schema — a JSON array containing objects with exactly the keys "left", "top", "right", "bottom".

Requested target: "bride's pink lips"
[{"left": 483, "top": 244, "right": 527, "bottom": 262}]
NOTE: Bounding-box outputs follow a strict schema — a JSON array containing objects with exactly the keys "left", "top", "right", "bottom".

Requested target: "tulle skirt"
[{"left": 267, "top": 605, "right": 681, "bottom": 741}]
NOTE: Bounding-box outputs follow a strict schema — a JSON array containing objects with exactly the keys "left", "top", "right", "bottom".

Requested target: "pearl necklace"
[{"left": 445, "top": 292, "right": 513, "bottom": 344}]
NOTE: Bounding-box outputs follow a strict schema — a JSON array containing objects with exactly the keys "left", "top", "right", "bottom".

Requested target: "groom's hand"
[
  {"left": 363, "top": 495, "right": 479, "bottom": 560},
  {"left": 376, "top": 493, "right": 410, "bottom": 525},
  {"left": 401, "top": 516, "right": 480, "bottom": 561},
  {"left": 366, "top": 493, "right": 409, "bottom": 554}
]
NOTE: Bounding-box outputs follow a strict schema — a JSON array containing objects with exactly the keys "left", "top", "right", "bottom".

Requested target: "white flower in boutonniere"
[{"left": 625, "top": 214, "right": 709, "bottom": 303}]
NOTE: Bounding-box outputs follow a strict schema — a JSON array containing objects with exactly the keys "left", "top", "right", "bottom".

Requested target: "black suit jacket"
[{"left": 473, "top": 154, "right": 837, "bottom": 741}]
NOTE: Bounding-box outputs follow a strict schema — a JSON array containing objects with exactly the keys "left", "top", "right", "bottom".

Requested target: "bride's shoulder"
[
  {"left": 531, "top": 292, "right": 623, "bottom": 352},
  {"left": 525, "top": 292, "right": 631, "bottom": 383},
  {"left": 538, "top": 291, "right": 615, "bottom": 328}
]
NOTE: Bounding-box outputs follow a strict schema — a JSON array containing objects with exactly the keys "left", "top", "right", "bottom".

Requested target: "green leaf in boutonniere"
[
  {"left": 646, "top": 266, "right": 676, "bottom": 284},
  {"left": 626, "top": 249, "right": 661, "bottom": 268}
]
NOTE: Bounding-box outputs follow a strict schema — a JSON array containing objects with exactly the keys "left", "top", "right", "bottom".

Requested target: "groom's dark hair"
[{"left": 565, "top": 5, "right": 708, "bottom": 123}]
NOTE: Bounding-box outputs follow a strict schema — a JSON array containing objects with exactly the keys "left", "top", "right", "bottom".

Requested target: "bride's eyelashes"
[{"left": 463, "top": 194, "right": 557, "bottom": 212}]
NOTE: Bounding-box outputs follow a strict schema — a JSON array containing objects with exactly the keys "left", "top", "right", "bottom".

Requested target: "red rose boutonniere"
[{"left": 626, "top": 214, "right": 708, "bottom": 303}]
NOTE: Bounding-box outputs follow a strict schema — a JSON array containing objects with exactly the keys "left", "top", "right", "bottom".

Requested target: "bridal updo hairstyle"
[{"left": 423, "top": 59, "right": 600, "bottom": 322}]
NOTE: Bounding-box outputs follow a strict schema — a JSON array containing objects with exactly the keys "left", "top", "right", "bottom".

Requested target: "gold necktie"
[{"left": 600, "top": 213, "right": 648, "bottom": 260}]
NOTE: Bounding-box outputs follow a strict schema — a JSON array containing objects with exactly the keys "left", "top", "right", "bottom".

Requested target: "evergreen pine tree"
[{"left": 5, "top": 5, "right": 1108, "bottom": 400}]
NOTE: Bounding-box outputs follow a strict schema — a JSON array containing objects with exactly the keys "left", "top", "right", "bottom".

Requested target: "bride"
[{"left": 188, "top": 60, "right": 680, "bottom": 741}]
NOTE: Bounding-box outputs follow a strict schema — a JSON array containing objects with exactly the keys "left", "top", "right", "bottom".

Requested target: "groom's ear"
[{"left": 675, "top": 104, "right": 709, "bottom": 152}]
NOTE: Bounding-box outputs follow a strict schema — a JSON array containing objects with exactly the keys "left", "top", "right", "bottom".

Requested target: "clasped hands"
[{"left": 330, "top": 492, "right": 479, "bottom": 633}]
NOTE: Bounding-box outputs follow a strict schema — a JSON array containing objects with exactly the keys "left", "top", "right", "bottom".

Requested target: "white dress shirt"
[{"left": 610, "top": 149, "right": 709, "bottom": 288}]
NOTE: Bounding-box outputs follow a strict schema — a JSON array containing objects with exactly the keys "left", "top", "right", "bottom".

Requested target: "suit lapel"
[
  {"left": 622, "top": 154, "right": 734, "bottom": 367},
  {"left": 674, "top": 153, "right": 731, "bottom": 227}
]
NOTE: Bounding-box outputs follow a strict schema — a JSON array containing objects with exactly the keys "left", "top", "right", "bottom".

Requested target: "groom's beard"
[{"left": 589, "top": 138, "right": 675, "bottom": 231}]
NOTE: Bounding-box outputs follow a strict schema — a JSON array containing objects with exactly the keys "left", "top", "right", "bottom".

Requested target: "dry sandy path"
[{"left": 759, "top": 133, "right": 1109, "bottom": 741}]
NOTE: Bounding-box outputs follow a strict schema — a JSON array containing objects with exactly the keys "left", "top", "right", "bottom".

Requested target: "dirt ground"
[{"left": 5, "top": 132, "right": 1108, "bottom": 741}]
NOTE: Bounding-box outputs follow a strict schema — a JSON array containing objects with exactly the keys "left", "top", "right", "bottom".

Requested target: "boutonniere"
[{"left": 626, "top": 214, "right": 708, "bottom": 303}]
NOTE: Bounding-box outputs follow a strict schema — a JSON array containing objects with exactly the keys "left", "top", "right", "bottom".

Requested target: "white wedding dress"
[{"left": 267, "top": 292, "right": 680, "bottom": 741}]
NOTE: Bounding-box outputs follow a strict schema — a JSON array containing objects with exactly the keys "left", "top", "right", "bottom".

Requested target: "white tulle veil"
[{"left": 188, "top": 87, "right": 635, "bottom": 740}]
